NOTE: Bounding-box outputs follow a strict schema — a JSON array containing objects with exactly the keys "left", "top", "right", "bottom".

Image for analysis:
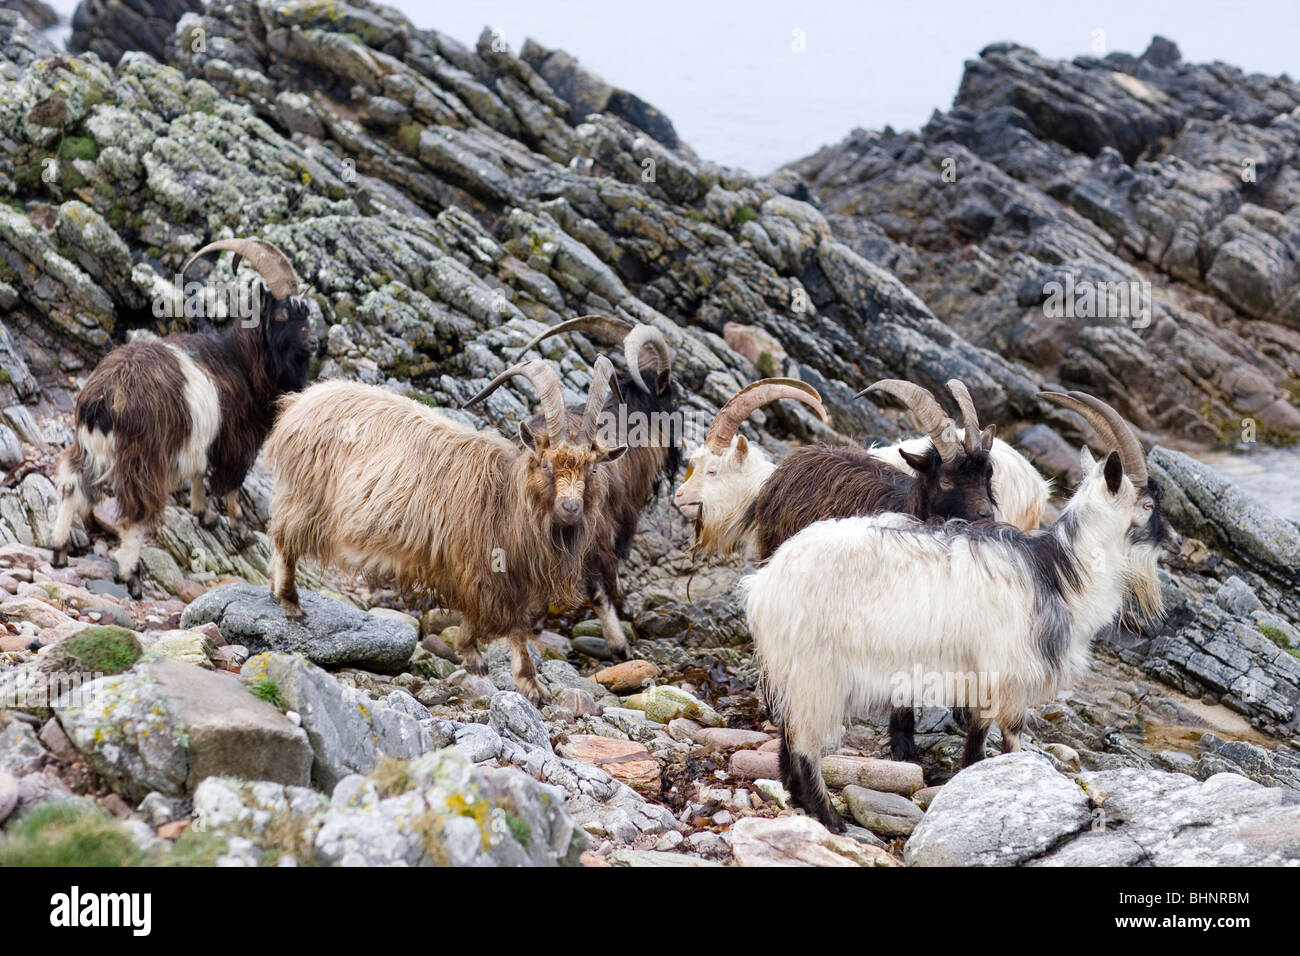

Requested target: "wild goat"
[
  {"left": 742, "top": 379, "right": 998, "bottom": 762},
  {"left": 513, "top": 315, "right": 680, "bottom": 659},
  {"left": 742, "top": 379, "right": 997, "bottom": 562},
  {"left": 744, "top": 389, "right": 1180, "bottom": 831},
  {"left": 49, "top": 239, "right": 314, "bottom": 597},
  {"left": 674, "top": 378, "right": 830, "bottom": 558},
  {"left": 264, "top": 358, "right": 626, "bottom": 705}
]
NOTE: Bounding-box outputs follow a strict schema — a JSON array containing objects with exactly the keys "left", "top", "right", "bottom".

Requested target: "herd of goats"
[{"left": 42, "top": 239, "right": 1182, "bottom": 830}]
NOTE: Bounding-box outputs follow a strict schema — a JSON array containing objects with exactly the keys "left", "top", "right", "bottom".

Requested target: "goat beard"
[
  {"left": 1124, "top": 550, "right": 1165, "bottom": 625},
  {"left": 549, "top": 520, "right": 584, "bottom": 556}
]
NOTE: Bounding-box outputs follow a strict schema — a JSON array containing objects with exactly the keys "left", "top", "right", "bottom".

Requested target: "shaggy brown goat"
[
  {"left": 514, "top": 315, "right": 680, "bottom": 658},
  {"left": 264, "top": 358, "right": 626, "bottom": 705},
  {"left": 50, "top": 239, "right": 314, "bottom": 597}
]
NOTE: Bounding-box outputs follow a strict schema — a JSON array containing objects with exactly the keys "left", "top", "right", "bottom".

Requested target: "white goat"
[{"left": 743, "top": 389, "right": 1181, "bottom": 831}]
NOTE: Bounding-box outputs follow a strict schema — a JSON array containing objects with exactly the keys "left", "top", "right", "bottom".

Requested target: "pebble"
[
  {"left": 571, "top": 635, "right": 614, "bottom": 661},
  {"left": 592, "top": 659, "right": 660, "bottom": 693},
  {"left": 843, "top": 785, "right": 925, "bottom": 837},
  {"left": 729, "top": 749, "right": 780, "bottom": 779},
  {"left": 912, "top": 785, "right": 944, "bottom": 810},
  {"left": 693, "top": 727, "right": 773, "bottom": 749},
  {"left": 822, "top": 754, "right": 924, "bottom": 796}
]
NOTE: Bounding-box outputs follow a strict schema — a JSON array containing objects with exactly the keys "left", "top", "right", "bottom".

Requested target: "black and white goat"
[
  {"left": 513, "top": 315, "right": 680, "bottom": 658},
  {"left": 744, "top": 389, "right": 1180, "bottom": 831},
  {"left": 50, "top": 239, "right": 315, "bottom": 596}
]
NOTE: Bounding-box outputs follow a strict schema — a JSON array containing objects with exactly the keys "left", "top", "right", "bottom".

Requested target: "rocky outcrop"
[{"left": 906, "top": 752, "right": 1300, "bottom": 866}]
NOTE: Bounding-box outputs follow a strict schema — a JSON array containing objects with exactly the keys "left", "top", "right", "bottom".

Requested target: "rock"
[
  {"left": 592, "top": 659, "right": 660, "bottom": 693},
  {"left": 453, "top": 722, "right": 502, "bottom": 762},
  {"left": 692, "top": 727, "right": 773, "bottom": 749},
  {"left": 754, "top": 778, "right": 790, "bottom": 809},
  {"left": 606, "top": 848, "right": 722, "bottom": 867},
  {"left": 556, "top": 687, "right": 601, "bottom": 718},
  {"left": 181, "top": 583, "right": 416, "bottom": 672},
  {"left": 0, "top": 714, "right": 46, "bottom": 775},
  {"left": 731, "top": 815, "right": 899, "bottom": 867},
  {"left": 843, "top": 785, "right": 925, "bottom": 837},
  {"left": 730, "top": 749, "right": 780, "bottom": 779},
  {"left": 53, "top": 658, "right": 311, "bottom": 802},
  {"left": 1214, "top": 575, "right": 1264, "bottom": 616},
  {"left": 904, "top": 753, "right": 1094, "bottom": 866},
  {"left": 571, "top": 635, "right": 614, "bottom": 661},
  {"left": 557, "top": 735, "right": 661, "bottom": 790},
  {"left": 0, "top": 770, "right": 16, "bottom": 823},
  {"left": 911, "top": 785, "right": 944, "bottom": 811},
  {"left": 487, "top": 691, "right": 552, "bottom": 752},
  {"left": 147, "top": 629, "right": 216, "bottom": 668},
  {"left": 641, "top": 684, "right": 723, "bottom": 726},
  {"left": 821, "top": 754, "right": 925, "bottom": 795},
  {"left": 239, "top": 653, "right": 436, "bottom": 793}
]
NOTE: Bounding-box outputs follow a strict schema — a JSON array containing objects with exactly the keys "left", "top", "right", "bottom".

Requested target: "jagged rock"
[
  {"left": 52, "top": 657, "right": 311, "bottom": 802},
  {"left": 239, "top": 652, "right": 436, "bottom": 792},
  {"left": 181, "top": 583, "right": 416, "bottom": 672}
]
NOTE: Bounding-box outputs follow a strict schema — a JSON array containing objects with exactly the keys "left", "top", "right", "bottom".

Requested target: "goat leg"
[
  {"left": 510, "top": 628, "right": 551, "bottom": 707},
  {"left": 780, "top": 731, "right": 843, "bottom": 833},
  {"left": 888, "top": 707, "right": 919, "bottom": 762},
  {"left": 270, "top": 549, "right": 303, "bottom": 619},
  {"left": 115, "top": 524, "right": 148, "bottom": 600},
  {"left": 591, "top": 580, "right": 629, "bottom": 660},
  {"left": 50, "top": 456, "right": 90, "bottom": 569},
  {"left": 226, "top": 492, "right": 254, "bottom": 546},
  {"left": 455, "top": 620, "right": 486, "bottom": 674},
  {"left": 960, "top": 714, "right": 992, "bottom": 768},
  {"left": 999, "top": 715, "right": 1024, "bottom": 754}
]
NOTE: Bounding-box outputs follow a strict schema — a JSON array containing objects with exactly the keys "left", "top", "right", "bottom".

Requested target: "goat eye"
[{"left": 706, "top": 468, "right": 718, "bottom": 477}]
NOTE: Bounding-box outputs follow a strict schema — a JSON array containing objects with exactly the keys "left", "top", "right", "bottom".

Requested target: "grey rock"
[
  {"left": 453, "top": 722, "right": 502, "bottom": 762},
  {"left": 182, "top": 583, "right": 416, "bottom": 672},
  {"left": 844, "top": 785, "right": 926, "bottom": 837},
  {"left": 0, "top": 713, "right": 46, "bottom": 775},
  {"left": 488, "top": 691, "right": 552, "bottom": 753}
]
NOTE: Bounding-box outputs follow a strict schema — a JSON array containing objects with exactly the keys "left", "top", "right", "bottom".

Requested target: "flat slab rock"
[
  {"left": 731, "top": 816, "right": 898, "bottom": 867},
  {"left": 905, "top": 751, "right": 1300, "bottom": 866},
  {"left": 181, "top": 583, "right": 415, "bottom": 672},
  {"left": 558, "top": 735, "right": 660, "bottom": 790}
]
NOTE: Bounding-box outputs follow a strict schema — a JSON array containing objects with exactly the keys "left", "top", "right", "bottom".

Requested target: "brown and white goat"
[
  {"left": 264, "top": 358, "right": 626, "bottom": 705},
  {"left": 50, "top": 239, "right": 315, "bottom": 597},
  {"left": 514, "top": 315, "right": 680, "bottom": 659}
]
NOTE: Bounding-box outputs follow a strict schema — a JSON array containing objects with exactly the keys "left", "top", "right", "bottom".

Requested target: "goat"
[
  {"left": 513, "top": 315, "right": 680, "bottom": 659},
  {"left": 741, "top": 379, "right": 997, "bottom": 762},
  {"left": 673, "top": 378, "right": 830, "bottom": 559},
  {"left": 263, "top": 357, "right": 626, "bottom": 705},
  {"left": 49, "top": 239, "right": 315, "bottom": 597},
  {"left": 742, "top": 379, "right": 998, "bottom": 563},
  {"left": 744, "top": 389, "right": 1180, "bottom": 831}
]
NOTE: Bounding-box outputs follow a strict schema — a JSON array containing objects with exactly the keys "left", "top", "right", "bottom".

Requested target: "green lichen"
[
  {"left": 57, "top": 136, "right": 99, "bottom": 162},
  {"left": 1258, "top": 624, "right": 1291, "bottom": 649},
  {"left": 732, "top": 205, "right": 758, "bottom": 227},
  {"left": 165, "top": 828, "right": 228, "bottom": 867},
  {"left": 755, "top": 349, "right": 781, "bottom": 378},
  {"left": 60, "top": 626, "right": 142, "bottom": 675},
  {"left": 1199, "top": 400, "right": 1298, "bottom": 448},
  {"left": 504, "top": 811, "right": 531, "bottom": 849},
  {"left": 397, "top": 123, "right": 424, "bottom": 155},
  {"left": 0, "top": 802, "right": 143, "bottom": 867}
]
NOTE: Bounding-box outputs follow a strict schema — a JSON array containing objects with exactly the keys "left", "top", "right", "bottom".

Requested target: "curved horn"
[
  {"left": 859, "top": 380, "right": 960, "bottom": 461},
  {"left": 705, "top": 378, "right": 828, "bottom": 454},
  {"left": 513, "top": 314, "right": 634, "bottom": 360},
  {"left": 462, "top": 359, "right": 568, "bottom": 442},
  {"left": 182, "top": 239, "right": 301, "bottom": 300},
  {"left": 945, "top": 379, "right": 983, "bottom": 454},
  {"left": 623, "top": 323, "right": 673, "bottom": 394},
  {"left": 580, "top": 355, "right": 619, "bottom": 443},
  {"left": 1040, "top": 388, "right": 1148, "bottom": 484}
]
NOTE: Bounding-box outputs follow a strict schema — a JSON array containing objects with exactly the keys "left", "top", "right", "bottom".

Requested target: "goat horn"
[
  {"left": 462, "top": 359, "right": 568, "bottom": 442},
  {"left": 580, "top": 355, "right": 620, "bottom": 444},
  {"left": 1040, "top": 388, "right": 1148, "bottom": 484},
  {"left": 182, "top": 238, "right": 301, "bottom": 300},
  {"left": 945, "top": 379, "right": 984, "bottom": 454},
  {"left": 513, "top": 314, "right": 635, "bottom": 360},
  {"left": 859, "top": 380, "right": 960, "bottom": 461},
  {"left": 623, "top": 323, "right": 673, "bottom": 395},
  {"left": 705, "top": 378, "right": 828, "bottom": 454}
]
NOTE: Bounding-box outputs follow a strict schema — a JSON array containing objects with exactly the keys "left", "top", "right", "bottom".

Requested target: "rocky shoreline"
[{"left": 0, "top": 0, "right": 1298, "bottom": 866}]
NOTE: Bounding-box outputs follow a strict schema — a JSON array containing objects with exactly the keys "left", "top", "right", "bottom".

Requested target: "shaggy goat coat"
[
  {"left": 745, "top": 450, "right": 1171, "bottom": 831},
  {"left": 265, "top": 378, "right": 619, "bottom": 702}
]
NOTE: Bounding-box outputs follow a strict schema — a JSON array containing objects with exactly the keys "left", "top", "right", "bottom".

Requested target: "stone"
[
  {"left": 904, "top": 753, "right": 1093, "bottom": 866},
  {"left": 0, "top": 715, "right": 46, "bottom": 775},
  {"left": 239, "top": 653, "right": 435, "bottom": 793},
  {"left": 606, "top": 848, "right": 723, "bottom": 867},
  {"left": 822, "top": 754, "right": 925, "bottom": 795},
  {"left": 453, "top": 722, "right": 502, "bottom": 762},
  {"left": 487, "top": 691, "right": 552, "bottom": 752},
  {"left": 731, "top": 815, "right": 899, "bottom": 867},
  {"left": 53, "top": 658, "right": 311, "bottom": 802},
  {"left": 641, "top": 684, "right": 723, "bottom": 726},
  {"left": 181, "top": 583, "right": 416, "bottom": 672},
  {"left": 729, "top": 749, "right": 780, "bottom": 779},
  {"left": 557, "top": 735, "right": 660, "bottom": 790},
  {"left": 592, "top": 659, "right": 660, "bottom": 693},
  {"left": 692, "top": 727, "right": 773, "bottom": 749},
  {"left": 843, "top": 785, "right": 925, "bottom": 837},
  {"left": 0, "top": 770, "right": 17, "bottom": 823}
]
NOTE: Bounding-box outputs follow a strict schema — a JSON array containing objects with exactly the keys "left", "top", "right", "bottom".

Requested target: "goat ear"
[
  {"left": 734, "top": 434, "right": 749, "bottom": 461},
  {"left": 1079, "top": 445, "right": 1096, "bottom": 473},
  {"left": 601, "top": 444, "right": 628, "bottom": 463},
  {"left": 899, "top": 448, "right": 931, "bottom": 473},
  {"left": 519, "top": 420, "right": 539, "bottom": 451},
  {"left": 980, "top": 425, "right": 996, "bottom": 450},
  {"left": 1104, "top": 450, "right": 1124, "bottom": 495}
]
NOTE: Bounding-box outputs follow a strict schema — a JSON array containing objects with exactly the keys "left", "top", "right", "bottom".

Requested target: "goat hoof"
[
  {"left": 890, "top": 741, "right": 919, "bottom": 762},
  {"left": 126, "top": 573, "right": 143, "bottom": 600},
  {"left": 234, "top": 523, "right": 255, "bottom": 547},
  {"left": 199, "top": 509, "right": 219, "bottom": 530},
  {"left": 822, "top": 809, "right": 846, "bottom": 834},
  {"left": 462, "top": 653, "right": 487, "bottom": 675},
  {"left": 522, "top": 681, "right": 552, "bottom": 708},
  {"left": 51, "top": 548, "right": 68, "bottom": 569}
]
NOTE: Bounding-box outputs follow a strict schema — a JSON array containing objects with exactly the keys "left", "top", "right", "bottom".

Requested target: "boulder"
[{"left": 181, "top": 583, "right": 416, "bottom": 672}]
